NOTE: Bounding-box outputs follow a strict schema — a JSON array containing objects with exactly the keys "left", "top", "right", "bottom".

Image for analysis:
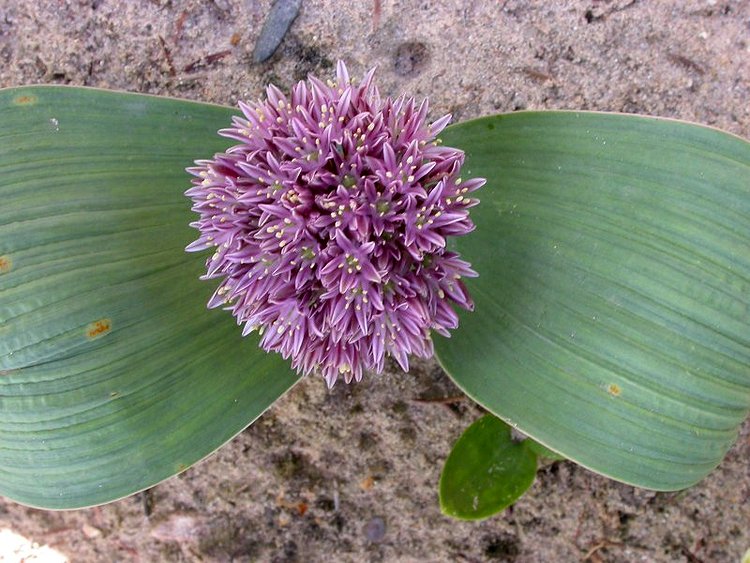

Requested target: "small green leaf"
[
  {"left": 524, "top": 439, "right": 566, "bottom": 462},
  {"left": 439, "top": 414, "right": 537, "bottom": 520}
]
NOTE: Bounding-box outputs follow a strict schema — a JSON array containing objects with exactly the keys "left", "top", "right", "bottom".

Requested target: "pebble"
[
  {"left": 81, "top": 524, "right": 102, "bottom": 539},
  {"left": 363, "top": 516, "right": 386, "bottom": 543},
  {"left": 252, "top": 0, "right": 302, "bottom": 63}
]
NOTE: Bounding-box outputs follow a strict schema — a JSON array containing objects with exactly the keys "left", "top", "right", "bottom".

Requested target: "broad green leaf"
[
  {"left": 436, "top": 112, "right": 750, "bottom": 490},
  {"left": 0, "top": 87, "right": 299, "bottom": 509},
  {"left": 439, "top": 414, "right": 536, "bottom": 520},
  {"left": 523, "top": 439, "right": 566, "bottom": 462}
]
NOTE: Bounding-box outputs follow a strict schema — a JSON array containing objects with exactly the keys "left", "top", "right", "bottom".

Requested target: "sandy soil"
[{"left": 1, "top": 0, "right": 749, "bottom": 561}]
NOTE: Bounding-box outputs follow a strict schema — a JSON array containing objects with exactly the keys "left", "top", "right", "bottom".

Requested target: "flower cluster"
[{"left": 186, "top": 61, "right": 484, "bottom": 386}]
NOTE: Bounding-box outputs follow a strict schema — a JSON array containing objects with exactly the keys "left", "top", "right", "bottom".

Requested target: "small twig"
[
  {"left": 585, "top": 0, "right": 639, "bottom": 22},
  {"left": 681, "top": 546, "right": 706, "bottom": 563},
  {"left": 41, "top": 526, "right": 77, "bottom": 537},
  {"left": 206, "top": 50, "right": 233, "bottom": 65},
  {"left": 521, "top": 66, "right": 554, "bottom": 82},
  {"left": 183, "top": 50, "right": 232, "bottom": 73},
  {"left": 667, "top": 53, "right": 705, "bottom": 75},
  {"left": 158, "top": 35, "right": 176, "bottom": 77},
  {"left": 114, "top": 540, "right": 139, "bottom": 559},
  {"left": 173, "top": 10, "right": 189, "bottom": 43},
  {"left": 168, "top": 72, "right": 211, "bottom": 86},
  {"left": 410, "top": 395, "right": 465, "bottom": 404},
  {"left": 372, "top": 0, "right": 381, "bottom": 31},
  {"left": 612, "top": 0, "right": 640, "bottom": 15},
  {"left": 140, "top": 487, "right": 155, "bottom": 517},
  {"left": 572, "top": 508, "right": 587, "bottom": 547},
  {"left": 582, "top": 540, "right": 624, "bottom": 561}
]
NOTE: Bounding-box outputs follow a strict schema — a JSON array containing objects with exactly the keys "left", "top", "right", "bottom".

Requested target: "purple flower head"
[{"left": 186, "top": 61, "right": 484, "bottom": 386}]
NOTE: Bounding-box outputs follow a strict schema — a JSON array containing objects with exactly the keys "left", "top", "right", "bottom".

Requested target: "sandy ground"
[{"left": 1, "top": 0, "right": 749, "bottom": 561}]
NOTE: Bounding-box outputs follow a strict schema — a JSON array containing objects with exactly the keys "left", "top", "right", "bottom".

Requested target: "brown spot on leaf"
[
  {"left": 0, "top": 255, "right": 11, "bottom": 274},
  {"left": 13, "top": 94, "right": 37, "bottom": 105},
  {"left": 86, "top": 318, "right": 112, "bottom": 340},
  {"left": 607, "top": 383, "right": 622, "bottom": 397}
]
